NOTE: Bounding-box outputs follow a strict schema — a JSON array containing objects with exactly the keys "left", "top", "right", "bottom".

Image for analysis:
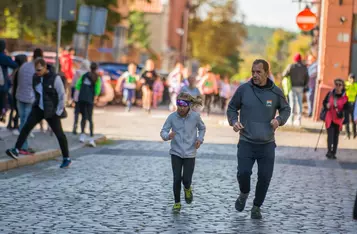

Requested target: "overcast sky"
[{"left": 239, "top": 0, "right": 317, "bottom": 31}]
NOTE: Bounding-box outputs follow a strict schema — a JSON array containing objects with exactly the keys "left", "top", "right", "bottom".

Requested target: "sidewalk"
[{"left": 0, "top": 127, "right": 105, "bottom": 172}]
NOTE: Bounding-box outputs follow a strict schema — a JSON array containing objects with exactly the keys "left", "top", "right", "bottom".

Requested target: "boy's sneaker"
[
  {"left": 79, "top": 134, "right": 86, "bottom": 143},
  {"left": 184, "top": 186, "right": 193, "bottom": 204},
  {"left": 89, "top": 138, "right": 96, "bottom": 147},
  {"left": 172, "top": 203, "right": 181, "bottom": 212},
  {"left": 6, "top": 148, "right": 19, "bottom": 160},
  {"left": 251, "top": 206, "right": 262, "bottom": 219},
  {"left": 235, "top": 193, "right": 249, "bottom": 212},
  {"left": 60, "top": 158, "right": 72, "bottom": 168}
]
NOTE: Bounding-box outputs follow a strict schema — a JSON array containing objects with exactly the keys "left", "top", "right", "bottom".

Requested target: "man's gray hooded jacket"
[{"left": 227, "top": 79, "right": 291, "bottom": 144}]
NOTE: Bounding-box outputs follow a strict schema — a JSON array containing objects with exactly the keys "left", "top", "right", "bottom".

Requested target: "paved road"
[
  {"left": 1, "top": 106, "right": 357, "bottom": 233},
  {"left": 1, "top": 139, "right": 356, "bottom": 233}
]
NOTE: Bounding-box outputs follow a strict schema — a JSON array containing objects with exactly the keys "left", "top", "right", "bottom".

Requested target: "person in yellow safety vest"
[
  {"left": 281, "top": 76, "right": 292, "bottom": 102},
  {"left": 344, "top": 73, "right": 357, "bottom": 139}
]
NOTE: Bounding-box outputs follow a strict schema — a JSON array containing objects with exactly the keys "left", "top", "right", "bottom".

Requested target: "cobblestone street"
[
  {"left": 1, "top": 140, "right": 357, "bottom": 233},
  {"left": 1, "top": 107, "right": 357, "bottom": 233}
]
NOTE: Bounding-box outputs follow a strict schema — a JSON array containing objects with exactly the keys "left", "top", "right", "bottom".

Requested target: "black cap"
[{"left": 349, "top": 73, "right": 355, "bottom": 79}]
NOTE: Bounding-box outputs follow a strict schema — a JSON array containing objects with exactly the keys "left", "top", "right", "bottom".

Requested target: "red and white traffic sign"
[{"left": 296, "top": 8, "right": 317, "bottom": 31}]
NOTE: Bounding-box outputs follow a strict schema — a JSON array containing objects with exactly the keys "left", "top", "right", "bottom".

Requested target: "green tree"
[
  {"left": 0, "top": 0, "right": 151, "bottom": 45},
  {"left": 189, "top": 0, "right": 246, "bottom": 76},
  {"left": 127, "top": 11, "right": 150, "bottom": 49},
  {"left": 265, "top": 29, "right": 295, "bottom": 75},
  {"left": 232, "top": 53, "right": 258, "bottom": 81},
  {"left": 287, "top": 34, "right": 312, "bottom": 63},
  {"left": 0, "top": 1, "right": 56, "bottom": 43}
]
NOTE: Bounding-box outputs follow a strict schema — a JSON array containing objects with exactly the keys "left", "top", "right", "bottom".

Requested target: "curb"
[{"left": 0, "top": 135, "right": 107, "bottom": 172}]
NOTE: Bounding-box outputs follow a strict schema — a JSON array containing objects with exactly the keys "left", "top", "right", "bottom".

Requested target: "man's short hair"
[
  {"left": 253, "top": 59, "right": 270, "bottom": 73},
  {"left": 34, "top": 58, "right": 46, "bottom": 67}
]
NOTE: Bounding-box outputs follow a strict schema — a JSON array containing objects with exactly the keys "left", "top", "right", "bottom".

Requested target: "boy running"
[{"left": 160, "top": 92, "right": 206, "bottom": 212}]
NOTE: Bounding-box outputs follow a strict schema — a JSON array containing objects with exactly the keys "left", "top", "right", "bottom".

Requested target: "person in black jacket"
[
  {"left": 5, "top": 58, "right": 71, "bottom": 169},
  {"left": 75, "top": 62, "right": 101, "bottom": 147},
  {"left": 0, "top": 40, "right": 18, "bottom": 122},
  {"left": 282, "top": 53, "right": 309, "bottom": 126}
]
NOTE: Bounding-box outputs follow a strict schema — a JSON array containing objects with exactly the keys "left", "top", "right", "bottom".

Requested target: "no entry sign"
[{"left": 296, "top": 8, "right": 317, "bottom": 31}]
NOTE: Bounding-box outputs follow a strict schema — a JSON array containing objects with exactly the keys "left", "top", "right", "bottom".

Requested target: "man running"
[{"left": 227, "top": 59, "right": 291, "bottom": 219}]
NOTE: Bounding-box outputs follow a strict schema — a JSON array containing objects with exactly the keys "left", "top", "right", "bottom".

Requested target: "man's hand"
[
  {"left": 233, "top": 122, "right": 244, "bottom": 132},
  {"left": 169, "top": 131, "right": 176, "bottom": 140},
  {"left": 195, "top": 140, "right": 201, "bottom": 149},
  {"left": 270, "top": 118, "right": 280, "bottom": 130}
]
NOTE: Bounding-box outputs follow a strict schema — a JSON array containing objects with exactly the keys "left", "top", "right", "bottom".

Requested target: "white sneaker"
[
  {"left": 29, "top": 132, "right": 35, "bottom": 138},
  {"left": 89, "top": 138, "right": 96, "bottom": 147},
  {"left": 12, "top": 129, "right": 20, "bottom": 135},
  {"left": 79, "top": 134, "right": 86, "bottom": 143},
  {"left": 293, "top": 120, "right": 301, "bottom": 127}
]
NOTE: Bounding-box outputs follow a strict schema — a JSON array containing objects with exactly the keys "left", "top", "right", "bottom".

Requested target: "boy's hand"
[
  {"left": 169, "top": 131, "right": 176, "bottom": 140},
  {"left": 195, "top": 140, "right": 201, "bottom": 149}
]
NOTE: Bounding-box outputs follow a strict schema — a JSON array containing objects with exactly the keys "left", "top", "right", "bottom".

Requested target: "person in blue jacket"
[{"left": 0, "top": 39, "right": 18, "bottom": 122}]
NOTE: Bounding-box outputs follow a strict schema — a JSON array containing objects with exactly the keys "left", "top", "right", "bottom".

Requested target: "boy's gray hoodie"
[
  {"left": 227, "top": 79, "right": 291, "bottom": 144},
  {"left": 160, "top": 110, "right": 206, "bottom": 158}
]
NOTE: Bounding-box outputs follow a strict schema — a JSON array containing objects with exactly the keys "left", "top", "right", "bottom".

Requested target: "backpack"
[{"left": 319, "top": 92, "right": 331, "bottom": 121}]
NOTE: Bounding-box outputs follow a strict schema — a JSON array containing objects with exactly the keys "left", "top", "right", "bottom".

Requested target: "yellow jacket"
[{"left": 345, "top": 81, "right": 357, "bottom": 102}]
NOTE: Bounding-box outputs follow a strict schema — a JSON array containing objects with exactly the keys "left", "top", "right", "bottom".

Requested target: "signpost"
[
  {"left": 46, "top": 0, "right": 76, "bottom": 73},
  {"left": 77, "top": 5, "right": 108, "bottom": 59},
  {"left": 296, "top": 7, "right": 317, "bottom": 31}
]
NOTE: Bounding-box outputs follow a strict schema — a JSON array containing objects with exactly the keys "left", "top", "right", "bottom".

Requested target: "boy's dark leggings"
[{"left": 171, "top": 155, "right": 195, "bottom": 203}]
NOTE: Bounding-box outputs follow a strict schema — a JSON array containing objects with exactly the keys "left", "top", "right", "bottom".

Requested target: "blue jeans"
[
  {"left": 306, "top": 87, "right": 315, "bottom": 116},
  {"left": 124, "top": 88, "right": 136, "bottom": 108},
  {"left": 288, "top": 87, "right": 304, "bottom": 123},
  {"left": 17, "top": 101, "right": 33, "bottom": 150}
]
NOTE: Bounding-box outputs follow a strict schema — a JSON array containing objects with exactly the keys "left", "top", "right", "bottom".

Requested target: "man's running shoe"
[
  {"left": 60, "top": 158, "right": 72, "bottom": 168},
  {"left": 6, "top": 148, "right": 19, "bottom": 160},
  {"left": 235, "top": 193, "right": 248, "bottom": 212},
  {"left": 251, "top": 206, "right": 262, "bottom": 219}
]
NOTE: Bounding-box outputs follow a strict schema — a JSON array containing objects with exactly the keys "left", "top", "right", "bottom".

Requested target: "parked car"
[
  {"left": 97, "top": 62, "right": 143, "bottom": 85},
  {"left": 10, "top": 50, "right": 84, "bottom": 71}
]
